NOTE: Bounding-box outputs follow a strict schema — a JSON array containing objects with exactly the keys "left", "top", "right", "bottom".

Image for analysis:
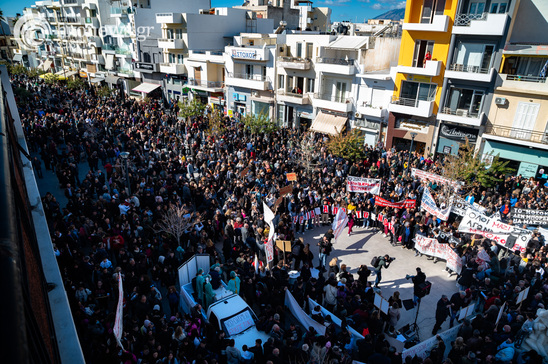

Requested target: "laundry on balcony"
[{"left": 310, "top": 111, "right": 347, "bottom": 136}]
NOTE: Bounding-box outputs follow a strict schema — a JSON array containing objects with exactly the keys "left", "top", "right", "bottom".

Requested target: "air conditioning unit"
[
  {"left": 252, "top": 91, "right": 259, "bottom": 97},
  {"left": 495, "top": 97, "right": 507, "bottom": 106},
  {"left": 355, "top": 112, "right": 362, "bottom": 119}
]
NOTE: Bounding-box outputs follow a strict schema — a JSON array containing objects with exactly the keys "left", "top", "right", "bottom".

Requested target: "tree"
[
  {"left": 242, "top": 112, "right": 278, "bottom": 135},
  {"left": 154, "top": 204, "right": 201, "bottom": 247},
  {"left": 326, "top": 129, "right": 366, "bottom": 162},
  {"left": 67, "top": 77, "right": 85, "bottom": 90},
  {"left": 178, "top": 98, "right": 205, "bottom": 121},
  {"left": 97, "top": 85, "right": 112, "bottom": 98},
  {"left": 205, "top": 109, "right": 226, "bottom": 139},
  {"left": 297, "top": 131, "right": 316, "bottom": 174}
]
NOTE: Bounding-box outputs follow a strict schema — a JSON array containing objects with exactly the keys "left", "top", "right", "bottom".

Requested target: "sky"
[{"left": 0, "top": 0, "right": 406, "bottom": 22}]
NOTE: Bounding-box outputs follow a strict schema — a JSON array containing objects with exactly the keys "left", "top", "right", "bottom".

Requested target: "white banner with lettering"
[
  {"left": 421, "top": 188, "right": 451, "bottom": 221},
  {"left": 263, "top": 202, "right": 276, "bottom": 263},
  {"left": 411, "top": 168, "right": 461, "bottom": 190},
  {"left": 458, "top": 209, "right": 531, "bottom": 252},
  {"left": 414, "top": 235, "right": 462, "bottom": 274},
  {"left": 402, "top": 324, "right": 462, "bottom": 360},
  {"left": 346, "top": 176, "right": 381, "bottom": 195},
  {"left": 284, "top": 290, "right": 326, "bottom": 336}
]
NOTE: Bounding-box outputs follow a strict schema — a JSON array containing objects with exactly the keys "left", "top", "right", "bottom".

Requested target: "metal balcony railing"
[
  {"left": 454, "top": 12, "right": 487, "bottom": 26},
  {"left": 391, "top": 96, "right": 421, "bottom": 107},
  {"left": 314, "top": 92, "right": 353, "bottom": 103},
  {"left": 187, "top": 78, "right": 223, "bottom": 88},
  {"left": 485, "top": 124, "right": 548, "bottom": 144},
  {"left": 441, "top": 107, "right": 480, "bottom": 118},
  {"left": 506, "top": 75, "right": 547, "bottom": 83},
  {"left": 278, "top": 89, "right": 308, "bottom": 98},
  {"left": 228, "top": 72, "right": 269, "bottom": 81},
  {"left": 448, "top": 63, "right": 490, "bottom": 74},
  {"left": 278, "top": 56, "right": 311, "bottom": 63},
  {"left": 316, "top": 57, "right": 355, "bottom": 66}
]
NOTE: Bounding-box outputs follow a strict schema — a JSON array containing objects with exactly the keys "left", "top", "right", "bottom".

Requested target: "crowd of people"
[{"left": 12, "top": 73, "right": 548, "bottom": 364}]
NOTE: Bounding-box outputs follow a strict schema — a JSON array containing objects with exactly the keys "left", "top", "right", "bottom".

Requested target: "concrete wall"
[
  {"left": 311, "top": 7, "right": 331, "bottom": 32},
  {"left": 361, "top": 37, "right": 401, "bottom": 72},
  {"left": 508, "top": 0, "right": 548, "bottom": 44},
  {"left": 487, "top": 89, "right": 548, "bottom": 132}
]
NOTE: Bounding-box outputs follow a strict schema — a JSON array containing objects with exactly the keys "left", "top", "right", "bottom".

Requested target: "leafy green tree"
[
  {"left": 97, "top": 85, "right": 112, "bottom": 98},
  {"left": 327, "top": 129, "right": 366, "bottom": 162},
  {"left": 242, "top": 112, "right": 278, "bottom": 135},
  {"left": 42, "top": 73, "right": 57, "bottom": 84},
  {"left": 178, "top": 98, "right": 205, "bottom": 121},
  {"left": 67, "top": 77, "right": 85, "bottom": 90},
  {"left": 205, "top": 109, "right": 226, "bottom": 138}
]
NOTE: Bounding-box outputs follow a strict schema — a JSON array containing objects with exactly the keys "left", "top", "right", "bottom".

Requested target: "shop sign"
[
  {"left": 395, "top": 118, "right": 429, "bottom": 134},
  {"left": 134, "top": 62, "right": 154, "bottom": 71},
  {"left": 79, "top": 70, "right": 87, "bottom": 78},
  {"left": 517, "top": 162, "right": 538, "bottom": 179},
  {"left": 439, "top": 124, "right": 478, "bottom": 143},
  {"left": 231, "top": 48, "right": 265, "bottom": 61}
]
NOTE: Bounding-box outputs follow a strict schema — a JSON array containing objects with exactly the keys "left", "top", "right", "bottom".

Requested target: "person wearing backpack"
[{"left": 373, "top": 254, "right": 392, "bottom": 288}]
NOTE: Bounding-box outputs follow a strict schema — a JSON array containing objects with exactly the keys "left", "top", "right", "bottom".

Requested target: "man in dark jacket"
[{"left": 432, "top": 295, "right": 451, "bottom": 335}]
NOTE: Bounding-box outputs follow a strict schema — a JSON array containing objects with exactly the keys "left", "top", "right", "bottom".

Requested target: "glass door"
[
  {"left": 421, "top": 0, "right": 434, "bottom": 24},
  {"left": 469, "top": 1, "right": 486, "bottom": 15},
  {"left": 335, "top": 82, "right": 347, "bottom": 103}
]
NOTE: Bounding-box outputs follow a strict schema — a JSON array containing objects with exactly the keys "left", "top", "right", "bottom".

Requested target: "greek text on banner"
[{"left": 346, "top": 176, "right": 381, "bottom": 195}]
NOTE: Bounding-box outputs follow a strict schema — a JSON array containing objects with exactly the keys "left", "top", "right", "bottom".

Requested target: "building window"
[
  {"left": 468, "top": 1, "right": 486, "bottom": 15},
  {"left": 490, "top": 1, "right": 508, "bottom": 13},
  {"left": 413, "top": 40, "right": 434, "bottom": 67},
  {"left": 443, "top": 87, "right": 484, "bottom": 117},
  {"left": 511, "top": 102, "right": 540, "bottom": 140},
  {"left": 296, "top": 42, "right": 303, "bottom": 58},
  {"left": 306, "top": 78, "right": 314, "bottom": 93},
  {"left": 252, "top": 101, "right": 269, "bottom": 116},
  {"left": 143, "top": 52, "right": 151, "bottom": 63},
  {"left": 278, "top": 74, "right": 284, "bottom": 90},
  {"left": 421, "top": 0, "right": 446, "bottom": 23},
  {"left": 452, "top": 43, "right": 495, "bottom": 72},
  {"left": 287, "top": 76, "right": 293, "bottom": 91},
  {"left": 399, "top": 81, "right": 437, "bottom": 105},
  {"left": 306, "top": 43, "right": 313, "bottom": 59}
]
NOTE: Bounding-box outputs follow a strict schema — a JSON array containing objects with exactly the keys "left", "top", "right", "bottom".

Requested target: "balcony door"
[
  {"left": 413, "top": 40, "right": 434, "bottom": 67},
  {"left": 400, "top": 81, "right": 436, "bottom": 106},
  {"left": 421, "top": 0, "right": 446, "bottom": 24},
  {"left": 194, "top": 67, "right": 201, "bottom": 83},
  {"left": 490, "top": 0, "right": 508, "bottom": 13},
  {"left": 445, "top": 87, "right": 484, "bottom": 117},
  {"left": 511, "top": 102, "right": 540, "bottom": 140},
  {"left": 334, "top": 81, "right": 347, "bottom": 103},
  {"left": 454, "top": 43, "right": 495, "bottom": 71}
]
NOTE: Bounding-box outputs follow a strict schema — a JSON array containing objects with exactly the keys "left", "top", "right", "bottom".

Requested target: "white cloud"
[
  {"left": 318, "top": 0, "right": 350, "bottom": 5},
  {"left": 370, "top": 0, "right": 406, "bottom": 10}
]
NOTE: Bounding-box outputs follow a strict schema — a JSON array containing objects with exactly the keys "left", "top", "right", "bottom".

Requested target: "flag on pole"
[
  {"left": 332, "top": 208, "right": 349, "bottom": 241},
  {"left": 113, "top": 272, "right": 124, "bottom": 349}
]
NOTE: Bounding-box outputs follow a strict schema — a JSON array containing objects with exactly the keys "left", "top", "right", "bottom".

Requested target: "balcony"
[
  {"left": 315, "top": 57, "right": 356, "bottom": 75},
  {"left": 158, "top": 38, "right": 184, "bottom": 50},
  {"left": 102, "top": 44, "right": 132, "bottom": 56},
  {"left": 498, "top": 74, "right": 548, "bottom": 94},
  {"left": 453, "top": 12, "right": 509, "bottom": 36},
  {"left": 188, "top": 50, "right": 224, "bottom": 63},
  {"left": 277, "top": 90, "right": 311, "bottom": 105},
  {"left": 225, "top": 73, "right": 271, "bottom": 91},
  {"left": 356, "top": 102, "right": 384, "bottom": 118},
  {"left": 444, "top": 63, "right": 495, "bottom": 82},
  {"left": 389, "top": 97, "right": 434, "bottom": 118},
  {"left": 484, "top": 124, "right": 548, "bottom": 145},
  {"left": 156, "top": 12, "right": 182, "bottom": 24},
  {"left": 133, "top": 62, "right": 159, "bottom": 73},
  {"left": 437, "top": 107, "right": 483, "bottom": 127},
  {"left": 312, "top": 93, "right": 353, "bottom": 113},
  {"left": 402, "top": 15, "right": 449, "bottom": 32},
  {"left": 228, "top": 46, "right": 269, "bottom": 61},
  {"left": 396, "top": 60, "right": 442, "bottom": 77},
  {"left": 159, "top": 62, "right": 185, "bottom": 74},
  {"left": 186, "top": 78, "right": 223, "bottom": 92},
  {"left": 277, "top": 56, "right": 311, "bottom": 70}
]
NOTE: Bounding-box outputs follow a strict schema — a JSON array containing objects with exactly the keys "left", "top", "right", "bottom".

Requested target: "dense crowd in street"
[{"left": 12, "top": 74, "right": 548, "bottom": 364}]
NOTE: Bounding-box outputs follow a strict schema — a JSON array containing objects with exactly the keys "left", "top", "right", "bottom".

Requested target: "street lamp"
[
  {"left": 407, "top": 132, "right": 418, "bottom": 175},
  {"left": 120, "top": 151, "right": 130, "bottom": 196}
]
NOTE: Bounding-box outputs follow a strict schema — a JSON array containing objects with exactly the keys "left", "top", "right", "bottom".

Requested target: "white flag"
[{"left": 332, "top": 208, "right": 349, "bottom": 241}]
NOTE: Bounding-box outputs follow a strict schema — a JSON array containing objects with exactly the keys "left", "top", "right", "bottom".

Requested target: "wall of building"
[
  {"left": 507, "top": 0, "right": 548, "bottom": 45},
  {"left": 311, "top": 7, "right": 330, "bottom": 32},
  {"left": 487, "top": 89, "right": 548, "bottom": 131},
  {"left": 361, "top": 37, "right": 400, "bottom": 72}
]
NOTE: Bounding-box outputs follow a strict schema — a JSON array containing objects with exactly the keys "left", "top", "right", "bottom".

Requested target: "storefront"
[
  {"left": 481, "top": 139, "right": 548, "bottom": 179},
  {"left": 386, "top": 113, "right": 435, "bottom": 156},
  {"left": 276, "top": 103, "right": 313, "bottom": 129},
  {"left": 436, "top": 123, "right": 479, "bottom": 156}
]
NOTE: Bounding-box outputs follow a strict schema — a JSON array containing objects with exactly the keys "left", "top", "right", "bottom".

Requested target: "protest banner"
[
  {"left": 346, "top": 176, "right": 381, "bottom": 195},
  {"left": 263, "top": 203, "right": 276, "bottom": 263},
  {"left": 421, "top": 188, "right": 451, "bottom": 221},
  {"left": 286, "top": 172, "right": 297, "bottom": 182},
  {"left": 411, "top": 168, "right": 461, "bottom": 189},
  {"left": 113, "top": 272, "right": 124, "bottom": 349},
  {"left": 332, "top": 208, "right": 349, "bottom": 241},
  {"left": 402, "top": 324, "right": 461, "bottom": 361},
  {"left": 414, "top": 235, "right": 462, "bottom": 273},
  {"left": 278, "top": 184, "right": 293, "bottom": 196},
  {"left": 511, "top": 208, "right": 548, "bottom": 226},
  {"left": 458, "top": 208, "right": 531, "bottom": 252},
  {"left": 450, "top": 196, "right": 486, "bottom": 216},
  {"left": 239, "top": 167, "right": 249, "bottom": 178},
  {"left": 375, "top": 196, "right": 416, "bottom": 209}
]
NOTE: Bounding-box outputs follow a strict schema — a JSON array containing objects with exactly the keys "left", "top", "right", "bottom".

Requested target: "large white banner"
[
  {"left": 402, "top": 323, "right": 462, "bottom": 360},
  {"left": 414, "top": 235, "right": 462, "bottom": 273},
  {"left": 113, "top": 272, "right": 124, "bottom": 349},
  {"left": 332, "top": 208, "right": 349, "bottom": 241},
  {"left": 450, "top": 196, "right": 486, "bottom": 216},
  {"left": 346, "top": 176, "right": 381, "bottom": 195},
  {"left": 511, "top": 207, "right": 548, "bottom": 226},
  {"left": 263, "top": 202, "right": 276, "bottom": 263},
  {"left": 308, "top": 298, "right": 364, "bottom": 340},
  {"left": 411, "top": 168, "right": 461, "bottom": 189},
  {"left": 458, "top": 209, "right": 531, "bottom": 252},
  {"left": 421, "top": 188, "right": 451, "bottom": 221},
  {"left": 284, "top": 290, "right": 326, "bottom": 336}
]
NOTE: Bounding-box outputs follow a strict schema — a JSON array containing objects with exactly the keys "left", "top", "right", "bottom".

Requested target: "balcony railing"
[
  {"left": 228, "top": 73, "right": 269, "bottom": 81},
  {"left": 448, "top": 63, "right": 490, "bottom": 74},
  {"left": 454, "top": 12, "right": 487, "bottom": 26},
  {"left": 102, "top": 44, "right": 132, "bottom": 55},
  {"left": 314, "top": 92, "right": 353, "bottom": 103},
  {"left": 278, "top": 90, "right": 307, "bottom": 98},
  {"left": 506, "top": 75, "right": 547, "bottom": 83},
  {"left": 187, "top": 78, "right": 223, "bottom": 88},
  {"left": 441, "top": 107, "right": 480, "bottom": 118},
  {"left": 316, "top": 57, "right": 354, "bottom": 66},
  {"left": 278, "top": 56, "right": 311, "bottom": 64},
  {"left": 391, "top": 96, "right": 424, "bottom": 107},
  {"left": 485, "top": 124, "right": 548, "bottom": 144}
]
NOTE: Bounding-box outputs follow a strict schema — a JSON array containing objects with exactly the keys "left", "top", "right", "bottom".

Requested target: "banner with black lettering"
[
  {"left": 346, "top": 176, "right": 381, "bottom": 195},
  {"left": 451, "top": 196, "right": 486, "bottom": 216},
  {"left": 414, "top": 235, "right": 462, "bottom": 273},
  {"left": 511, "top": 208, "right": 548, "bottom": 226},
  {"left": 458, "top": 209, "right": 531, "bottom": 252},
  {"left": 411, "top": 168, "right": 461, "bottom": 190}
]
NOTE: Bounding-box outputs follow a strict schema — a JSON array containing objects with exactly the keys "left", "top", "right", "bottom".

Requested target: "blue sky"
[{"left": 0, "top": 0, "right": 406, "bottom": 22}]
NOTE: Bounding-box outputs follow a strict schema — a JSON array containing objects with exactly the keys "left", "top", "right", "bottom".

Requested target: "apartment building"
[
  {"left": 235, "top": 0, "right": 300, "bottom": 30},
  {"left": 479, "top": 0, "right": 548, "bottom": 178}
]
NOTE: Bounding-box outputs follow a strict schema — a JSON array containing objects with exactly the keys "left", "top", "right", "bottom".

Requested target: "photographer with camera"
[
  {"left": 373, "top": 254, "right": 394, "bottom": 288},
  {"left": 406, "top": 267, "right": 426, "bottom": 306}
]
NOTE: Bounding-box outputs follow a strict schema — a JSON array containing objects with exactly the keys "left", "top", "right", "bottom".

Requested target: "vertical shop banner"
[
  {"left": 346, "top": 176, "right": 381, "bottom": 195},
  {"left": 421, "top": 188, "right": 451, "bottom": 221},
  {"left": 332, "top": 208, "right": 349, "bottom": 241},
  {"left": 113, "top": 272, "right": 124, "bottom": 349}
]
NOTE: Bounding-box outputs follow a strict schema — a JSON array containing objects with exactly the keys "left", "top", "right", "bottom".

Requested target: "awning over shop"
[
  {"left": 12, "top": 54, "right": 22, "bottom": 62},
  {"left": 105, "top": 75, "right": 120, "bottom": 84},
  {"left": 326, "top": 36, "right": 370, "bottom": 50},
  {"left": 310, "top": 112, "right": 347, "bottom": 136},
  {"left": 90, "top": 77, "right": 105, "bottom": 83},
  {"left": 65, "top": 70, "right": 78, "bottom": 77},
  {"left": 131, "top": 82, "right": 161, "bottom": 93},
  {"left": 40, "top": 60, "right": 53, "bottom": 71}
]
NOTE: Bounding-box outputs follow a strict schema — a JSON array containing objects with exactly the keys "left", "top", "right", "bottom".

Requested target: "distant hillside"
[{"left": 373, "top": 8, "right": 406, "bottom": 21}]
